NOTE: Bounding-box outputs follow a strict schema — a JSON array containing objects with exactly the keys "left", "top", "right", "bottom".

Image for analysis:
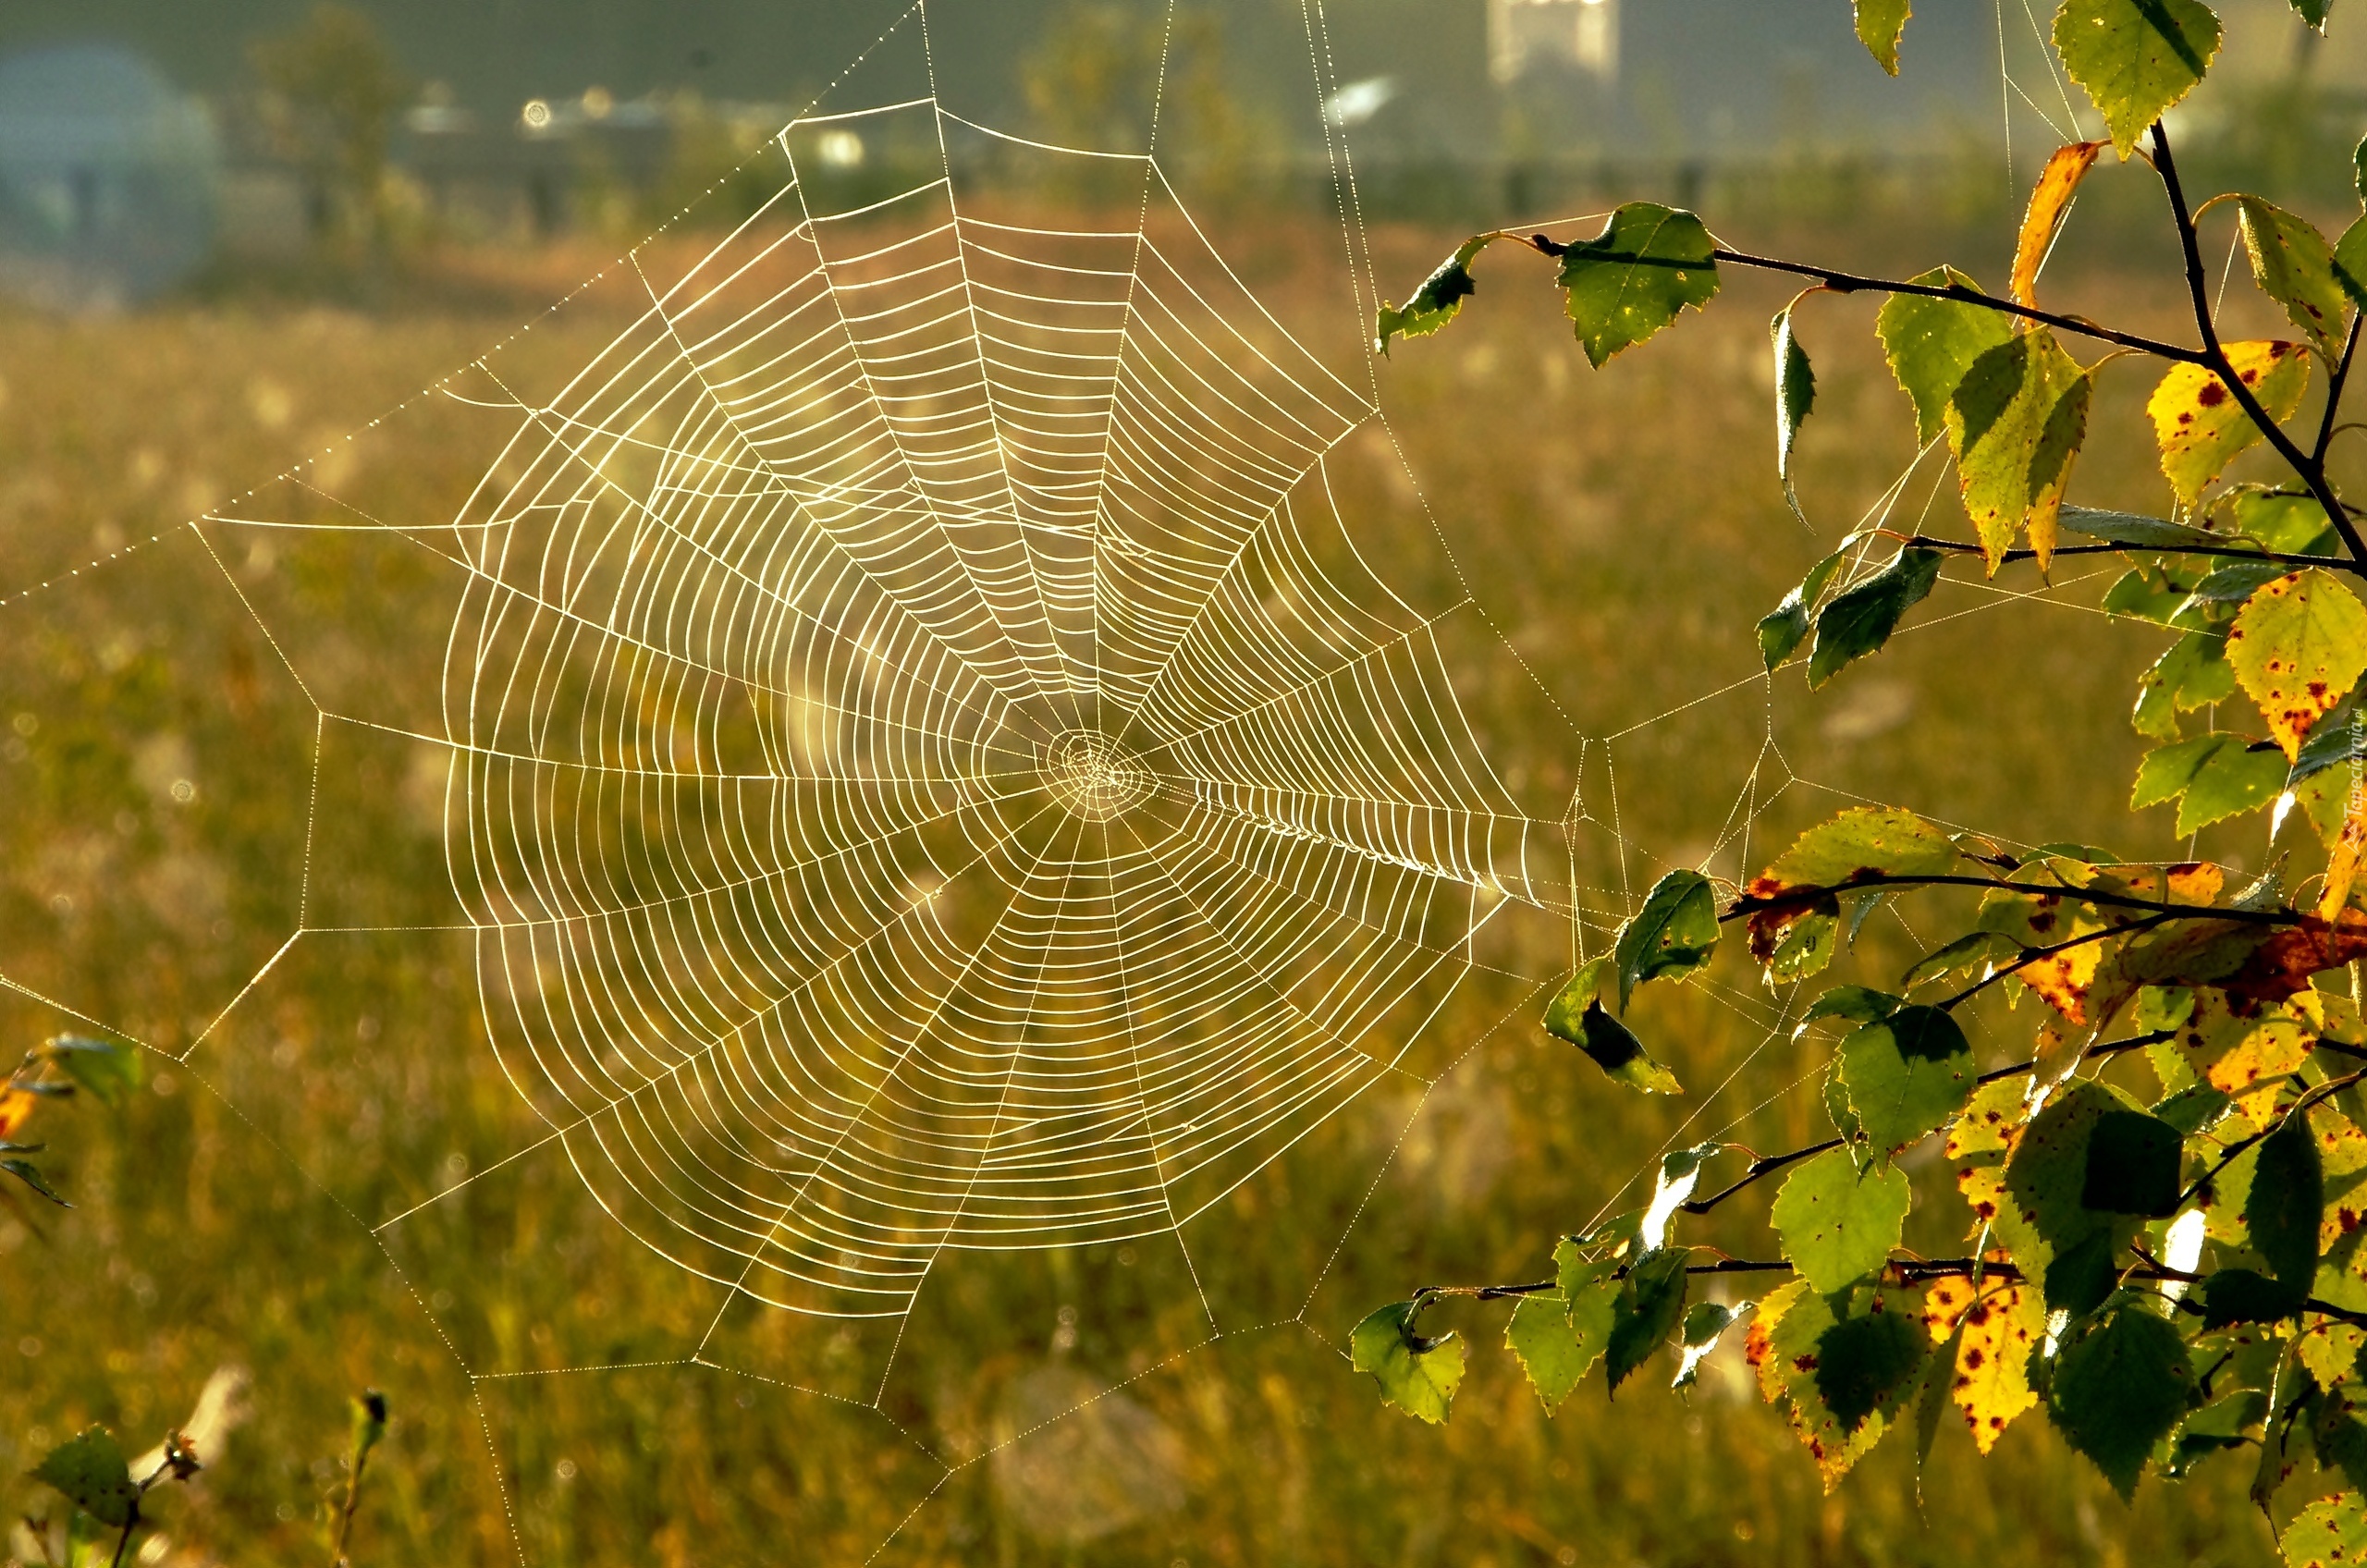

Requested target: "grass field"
[{"left": 0, "top": 188, "right": 2342, "bottom": 1567}]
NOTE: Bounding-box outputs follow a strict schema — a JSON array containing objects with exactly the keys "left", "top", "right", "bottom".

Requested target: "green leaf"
[
  {"left": 1797, "top": 986, "right": 1905, "bottom": 1034},
  {"left": 2336, "top": 214, "right": 2367, "bottom": 313},
  {"left": 2061, "top": 504, "right": 2238, "bottom": 551},
  {"left": 1641, "top": 1143, "right": 1720, "bottom": 1249},
  {"left": 2134, "top": 734, "right": 2288, "bottom": 834},
  {"left": 1672, "top": 1301, "right": 1746, "bottom": 1390},
  {"left": 2226, "top": 569, "right": 2367, "bottom": 760},
  {"left": 1606, "top": 1247, "right": 1690, "bottom": 1390},
  {"left": 1376, "top": 235, "right": 1495, "bottom": 356},
  {"left": 2079, "top": 1109, "right": 2183, "bottom": 1215},
  {"left": 1769, "top": 903, "right": 1840, "bottom": 982},
  {"left": 1771, "top": 1147, "right": 1912, "bottom": 1292},
  {"left": 2283, "top": 1491, "right": 2367, "bottom": 1568},
  {"left": 1808, "top": 548, "right": 1944, "bottom": 688},
  {"left": 1900, "top": 928, "right": 2018, "bottom": 990},
  {"left": 1752, "top": 805, "right": 1960, "bottom": 894},
  {"left": 1837, "top": 1004, "right": 1978, "bottom": 1156},
  {"left": 2252, "top": 1116, "right": 2325, "bottom": 1290},
  {"left": 1947, "top": 329, "right": 2092, "bottom": 570},
  {"left": 1505, "top": 1286, "right": 1612, "bottom": 1414},
  {"left": 45, "top": 1035, "right": 140, "bottom": 1111},
  {"left": 2133, "top": 631, "right": 2235, "bottom": 741},
  {"left": 2047, "top": 1303, "right": 2195, "bottom": 1500},
  {"left": 1613, "top": 868, "right": 1720, "bottom": 1007},
  {"left": 1998, "top": 1078, "right": 2143, "bottom": 1306},
  {"left": 2226, "top": 489, "right": 2337, "bottom": 554},
  {"left": 31, "top": 1427, "right": 139, "bottom": 1528},
  {"left": 1540, "top": 954, "right": 1613, "bottom": 1042},
  {"left": 1555, "top": 203, "right": 1720, "bottom": 368},
  {"left": 1758, "top": 549, "right": 1846, "bottom": 672},
  {"left": 2197, "top": 1267, "right": 2305, "bottom": 1327},
  {"left": 1855, "top": 0, "right": 1912, "bottom": 70},
  {"left": 2289, "top": 0, "right": 2331, "bottom": 28},
  {"left": 1351, "top": 1299, "right": 1466, "bottom": 1424},
  {"left": 2052, "top": 0, "right": 2224, "bottom": 158},
  {"left": 1877, "top": 267, "right": 2015, "bottom": 445},
  {"left": 1554, "top": 997, "right": 1684, "bottom": 1095},
  {"left": 1772, "top": 303, "right": 1818, "bottom": 512},
  {"left": 2152, "top": 1081, "right": 2229, "bottom": 1134},
  {"left": 2238, "top": 199, "right": 2349, "bottom": 359},
  {"left": 1814, "top": 1307, "right": 1927, "bottom": 1428},
  {"left": 1, "top": 1158, "right": 67, "bottom": 1207}
]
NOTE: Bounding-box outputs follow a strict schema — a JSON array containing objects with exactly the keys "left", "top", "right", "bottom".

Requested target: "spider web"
[{"left": 0, "top": 0, "right": 2162, "bottom": 1559}]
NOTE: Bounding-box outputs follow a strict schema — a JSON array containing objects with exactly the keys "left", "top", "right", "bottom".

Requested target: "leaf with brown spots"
[
  {"left": 1922, "top": 1275, "right": 2045, "bottom": 1454},
  {"left": 2147, "top": 342, "right": 2312, "bottom": 507},
  {"left": 1947, "top": 1078, "right": 2030, "bottom": 1237},
  {"left": 2223, "top": 909, "right": 2367, "bottom": 1007},
  {"left": 2226, "top": 570, "right": 2367, "bottom": 761},
  {"left": 2238, "top": 196, "right": 2350, "bottom": 360},
  {"left": 2321, "top": 789, "right": 2367, "bottom": 919},
  {"left": 2012, "top": 141, "right": 2107, "bottom": 310},
  {"left": 2280, "top": 1490, "right": 2367, "bottom": 1568}
]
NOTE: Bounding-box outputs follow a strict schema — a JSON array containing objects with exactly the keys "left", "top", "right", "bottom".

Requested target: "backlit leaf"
[
  {"left": 44, "top": 1035, "right": 139, "bottom": 1111},
  {"left": 2132, "top": 631, "right": 2235, "bottom": 741},
  {"left": 2149, "top": 342, "right": 2312, "bottom": 508},
  {"left": 1505, "top": 1284, "right": 1613, "bottom": 1414},
  {"left": 1947, "top": 330, "right": 2091, "bottom": 570},
  {"left": 1899, "top": 929, "right": 2017, "bottom": 991},
  {"left": 1613, "top": 868, "right": 1720, "bottom": 1007},
  {"left": 1760, "top": 1283, "right": 1921, "bottom": 1486},
  {"left": 1797, "top": 986, "right": 1905, "bottom": 1034},
  {"left": 2053, "top": 0, "right": 2223, "bottom": 158},
  {"left": 2238, "top": 198, "right": 2349, "bottom": 358},
  {"left": 2135, "top": 733, "right": 2288, "bottom": 834},
  {"left": 1949, "top": 1078, "right": 2030, "bottom": 1232},
  {"left": 2336, "top": 214, "right": 2367, "bottom": 312},
  {"left": 31, "top": 1427, "right": 138, "bottom": 1528},
  {"left": 1753, "top": 805, "right": 1961, "bottom": 895},
  {"left": 2047, "top": 1302, "right": 2195, "bottom": 1499},
  {"left": 1673, "top": 1301, "right": 1747, "bottom": 1390},
  {"left": 1758, "top": 548, "right": 1846, "bottom": 671},
  {"left": 1923, "top": 1275, "right": 2046, "bottom": 1453},
  {"left": 1998, "top": 1077, "right": 2145, "bottom": 1308},
  {"left": 2197, "top": 1267, "right": 2305, "bottom": 1327},
  {"left": 1772, "top": 302, "right": 1818, "bottom": 513},
  {"left": 1555, "top": 997, "right": 1684, "bottom": 1095},
  {"left": 1606, "top": 1247, "right": 1691, "bottom": 1391},
  {"left": 1837, "top": 1004, "right": 1978, "bottom": 1156},
  {"left": 2226, "top": 569, "right": 2367, "bottom": 760},
  {"left": 2283, "top": 1491, "right": 2367, "bottom": 1568},
  {"left": 1351, "top": 1300, "right": 1466, "bottom": 1424},
  {"left": 1879, "top": 267, "right": 2015, "bottom": 445},
  {"left": 1555, "top": 203, "right": 1721, "bottom": 368},
  {"left": 2289, "top": 0, "right": 2331, "bottom": 26},
  {"left": 1376, "top": 235, "right": 1497, "bottom": 355},
  {"left": 1540, "top": 954, "right": 1613, "bottom": 1041},
  {"left": 1772, "top": 1147, "right": 1912, "bottom": 1292},
  {"left": 1808, "top": 547, "right": 1945, "bottom": 686},
  {"left": 1855, "top": 0, "right": 1912, "bottom": 71},
  {"left": 2012, "top": 141, "right": 2107, "bottom": 309}
]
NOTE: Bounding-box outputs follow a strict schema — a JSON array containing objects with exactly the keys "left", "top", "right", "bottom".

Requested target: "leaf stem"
[
  {"left": 1678, "top": 1139, "right": 1840, "bottom": 1216},
  {"left": 2149, "top": 120, "right": 2367, "bottom": 564}
]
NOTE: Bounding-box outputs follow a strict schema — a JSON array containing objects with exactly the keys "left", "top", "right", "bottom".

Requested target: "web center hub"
[{"left": 1041, "top": 729, "right": 1156, "bottom": 822}]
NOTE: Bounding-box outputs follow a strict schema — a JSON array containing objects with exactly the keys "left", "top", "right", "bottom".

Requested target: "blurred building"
[{"left": 0, "top": 43, "right": 217, "bottom": 309}]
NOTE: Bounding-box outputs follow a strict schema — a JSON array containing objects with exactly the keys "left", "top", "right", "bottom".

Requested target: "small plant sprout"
[{"left": 331, "top": 1389, "right": 387, "bottom": 1567}]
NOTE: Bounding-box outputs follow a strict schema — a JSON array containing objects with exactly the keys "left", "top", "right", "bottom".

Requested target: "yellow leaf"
[
  {"left": 1947, "top": 1079, "right": 2027, "bottom": 1235},
  {"left": 2147, "top": 342, "right": 2312, "bottom": 507},
  {"left": 2226, "top": 568, "right": 2367, "bottom": 760},
  {"left": 2322, "top": 787, "right": 2367, "bottom": 918},
  {"left": 2012, "top": 141, "right": 2106, "bottom": 309},
  {"left": 0, "top": 1086, "right": 33, "bottom": 1141},
  {"left": 1923, "top": 1276, "right": 2045, "bottom": 1454},
  {"left": 1948, "top": 330, "right": 2091, "bottom": 571}
]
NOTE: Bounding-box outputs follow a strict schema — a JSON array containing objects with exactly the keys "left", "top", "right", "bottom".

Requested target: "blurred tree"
[
  {"left": 1020, "top": 3, "right": 1257, "bottom": 203},
  {"left": 251, "top": 5, "right": 409, "bottom": 248}
]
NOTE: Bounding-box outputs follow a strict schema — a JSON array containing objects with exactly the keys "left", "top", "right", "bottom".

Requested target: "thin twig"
[
  {"left": 1724, "top": 872, "right": 2300, "bottom": 926},
  {"left": 1898, "top": 533, "right": 2359, "bottom": 573},
  {"left": 2151, "top": 121, "right": 2367, "bottom": 563},
  {"left": 2316, "top": 313, "right": 2364, "bottom": 467}
]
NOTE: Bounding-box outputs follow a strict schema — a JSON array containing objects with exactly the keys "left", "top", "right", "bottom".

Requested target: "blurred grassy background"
[{"left": 0, "top": 153, "right": 2356, "bottom": 1568}]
